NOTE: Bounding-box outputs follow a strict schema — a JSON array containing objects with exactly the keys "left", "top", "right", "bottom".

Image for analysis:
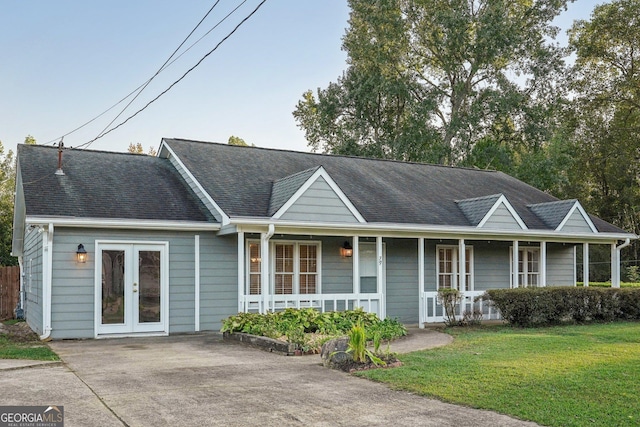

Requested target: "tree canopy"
[{"left": 294, "top": 0, "right": 571, "bottom": 166}]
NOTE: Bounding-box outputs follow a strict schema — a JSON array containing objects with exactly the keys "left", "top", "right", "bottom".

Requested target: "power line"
[
  {"left": 92, "top": 0, "right": 222, "bottom": 142},
  {"left": 43, "top": 0, "right": 248, "bottom": 146},
  {"left": 76, "top": 0, "right": 268, "bottom": 150}
]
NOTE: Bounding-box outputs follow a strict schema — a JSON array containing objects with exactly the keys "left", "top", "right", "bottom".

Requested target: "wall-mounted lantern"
[
  {"left": 76, "top": 244, "right": 87, "bottom": 263},
  {"left": 340, "top": 241, "right": 353, "bottom": 258}
]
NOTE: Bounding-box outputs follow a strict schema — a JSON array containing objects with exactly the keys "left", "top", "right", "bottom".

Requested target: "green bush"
[
  {"left": 483, "top": 287, "right": 640, "bottom": 327},
  {"left": 221, "top": 308, "right": 407, "bottom": 351}
]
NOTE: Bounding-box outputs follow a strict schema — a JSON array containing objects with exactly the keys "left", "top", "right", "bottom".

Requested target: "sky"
[{"left": 1, "top": 0, "right": 607, "bottom": 155}]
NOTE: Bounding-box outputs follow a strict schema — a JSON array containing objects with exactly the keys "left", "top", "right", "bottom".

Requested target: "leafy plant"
[
  {"left": 345, "top": 322, "right": 385, "bottom": 366},
  {"left": 437, "top": 288, "right": 462, "bottom": 326}
]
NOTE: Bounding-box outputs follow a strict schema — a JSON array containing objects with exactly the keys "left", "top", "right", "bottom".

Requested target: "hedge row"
[{"left": 483, "top": 287, "right": 640, "bottom": 327}]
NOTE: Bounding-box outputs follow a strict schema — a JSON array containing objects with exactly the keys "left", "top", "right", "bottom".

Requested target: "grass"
[
  {"left": 577, "top": 282, "right": 640, "bottom": 288},
  {"left": 357, "top": 322, "right": 640, "bottom": 427},
  {"left": 0, "top": 320, "right": 59, "bottom": 361}
]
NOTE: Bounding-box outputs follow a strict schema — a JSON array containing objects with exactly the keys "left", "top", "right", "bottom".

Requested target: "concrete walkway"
[{"left": 1, "top": 330, "right": 540, "bottom": 427}]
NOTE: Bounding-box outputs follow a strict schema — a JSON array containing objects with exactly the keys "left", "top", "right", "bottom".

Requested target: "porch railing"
[
  {"left": 240, "top": 292, "right": 384, "bottom": 318},
  {"left": 421, "top": 290, "right": 502, "bottom": 324}
]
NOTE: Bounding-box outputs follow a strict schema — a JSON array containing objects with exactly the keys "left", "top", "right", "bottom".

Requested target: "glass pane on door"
[
  {"left": 138, "top": 250, "right": 161, "bottom": 323},
  {"left": 102, "top": 250, "right": 125, "bottom": 324}
]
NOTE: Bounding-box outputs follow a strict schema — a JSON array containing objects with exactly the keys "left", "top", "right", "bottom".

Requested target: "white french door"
[{"left": 96, "top": 242, "right": 168, "bottom": 336}]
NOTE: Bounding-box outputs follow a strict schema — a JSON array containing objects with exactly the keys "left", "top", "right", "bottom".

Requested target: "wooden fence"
[{"left": 0, "top": 266, "right": 20, "bottom": 320}]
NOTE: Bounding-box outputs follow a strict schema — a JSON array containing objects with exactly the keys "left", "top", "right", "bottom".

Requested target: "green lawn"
[
  {"left": 0, "top": 321, "right": 59, "bottom": 361},
  {"left": 358, "top": 322, "right": 640, "bottom": 427}
]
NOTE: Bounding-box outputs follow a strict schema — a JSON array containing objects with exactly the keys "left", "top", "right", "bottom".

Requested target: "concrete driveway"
[{"left": 2, "top": 334, "right": 539, "bottom": 427}]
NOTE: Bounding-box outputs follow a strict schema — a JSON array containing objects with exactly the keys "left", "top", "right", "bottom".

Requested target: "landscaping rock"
[{"left": 320, "top": 336, "right": 352, "bottom": 368}]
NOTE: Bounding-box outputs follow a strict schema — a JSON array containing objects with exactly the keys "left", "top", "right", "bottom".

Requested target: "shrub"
[
  {"left": 483, "top": 287, "right": 640, "bottom": 327},
  {"left": 437, "top": 288, "right": 462, "bottom": 326}
]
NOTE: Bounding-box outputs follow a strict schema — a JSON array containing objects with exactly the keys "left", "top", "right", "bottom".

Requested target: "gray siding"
[
  {"left": 168, "top": 155, "right": 222, "bottom": 222},
  {"left": 473, "top": 242, "right": 511, "bottom": 290},
  {"left": 23, "top": 227, "right": 43, "bottom": 335},
  {"left": 559, "top": 210, "right": 594, "bottom": 233},
  {"left": 481, "top": 204, "right": 523, "bottom": 230},
  {"left": 320, "top": 236, "right": 353, "bottom": 294},
  {"left": 49, "top": 228, "right": 235, "bottom": 339},
  {"left": 199, "top": 234, "right": 238, "bottom": 331},
  {"left": 386, "top": 239, "right": 419, "bottom": 324},
  {"left": 279, "top": 177, "right": 359, "bottom": 223},
  {"left": 547, "top": 244, "right": 576, "bottom": 286}
]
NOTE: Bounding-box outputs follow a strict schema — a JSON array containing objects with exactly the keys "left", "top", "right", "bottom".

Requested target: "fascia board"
[
  {"left": 476, "top": 194, "right": 528, "bottom": 230},
  {"left": 271, "top": 166, "right": 366, "bottom": 223},
  {"left": 556, "top": 201, "right": 598, "bottom": 233},
  {"left": 160, "top": 141, "right": 230, "bottom": 225},
  {"left": 25, "top": 216, "right": 220, "bottom": 231},
  {"left": 227, "top": 217, "right": 635, "bottom": 243}
]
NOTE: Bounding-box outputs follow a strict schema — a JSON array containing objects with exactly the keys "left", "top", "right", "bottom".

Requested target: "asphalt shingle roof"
[
  {"left": 268, "top": 166, "right": 320, "bottom": 216},
  {"left": 528, "top": 200, "right": 577, "bottom": 229},
  {"left": 18, "top": 144, "right": 214, "bottom": 222},
  {"left": 162, "top": 138, "right": 624, "bottom": 233},
  {"left": 456, "top": 194, "right": 502, "bottom": 226}
]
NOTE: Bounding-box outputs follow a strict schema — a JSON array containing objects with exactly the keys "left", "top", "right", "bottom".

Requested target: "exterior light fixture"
[
  {"left": 76, "top": 244, "right": 87, "bottom": 263},
  {"left": 340, "top": 241, "right": 353, "bottom": 258}
]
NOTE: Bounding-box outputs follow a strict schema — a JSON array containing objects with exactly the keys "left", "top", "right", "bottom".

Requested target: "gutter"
[{"left": 40, "top": 223, "right": 53, "bottom": 340}]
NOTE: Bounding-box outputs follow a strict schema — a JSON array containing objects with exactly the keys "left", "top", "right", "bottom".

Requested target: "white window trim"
[
  {"left": 436, "top": 245, "right": 474, "bottom": 291},
  {"left": 246, "top": 239, "right": 322, "bottom": 295},
  {"left": 246, "top": 240, "right": 262, "bottom": 296},
  {"left": 510, "top": 246, "right": 540, "bottom": 288}
]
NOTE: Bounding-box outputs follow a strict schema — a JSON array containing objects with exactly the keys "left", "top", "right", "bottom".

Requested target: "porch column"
[
  {"left": 611, "top": 243, "right": 620, "bottom": 288},
  {"left": 376, "top": 236, "right": 385, "bottom": 319},
  {"left": 540, "top": 241, "right": 547, "bottom": 287},
  {"left": 237, "top": 231, "right": 245, "bottom": 312},
  {"left": 418, "top": 237, "right": 425, "bottom": 328},
  {"left": 260, "top": 226, "right": 274, "bottom": 313},
  {"left": 583, "top": 243, "right": 589, "bottom": 287},
  {"left": 512, "top": 240, "right": 519, "bottom": 288},
  {"left": 352, "top": 236, "right": 359, "bottom": 295},
  {"left": 458, "top": 239, "right": 466, "bottom": 292}
]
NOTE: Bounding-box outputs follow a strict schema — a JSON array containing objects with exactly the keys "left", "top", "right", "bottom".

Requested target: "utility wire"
[
  {"left": 43, "top": 0, "right": 247, "bottom": 146},
  {"left": 92, "top": 0, "right": 222, "bottom": 141},
  {"left": 76, "top": 0, "right": 267, "bottom": 150}
]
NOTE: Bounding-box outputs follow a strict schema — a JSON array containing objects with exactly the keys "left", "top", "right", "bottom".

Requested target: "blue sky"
[{"left": 1, "top": 0, "right": 606, "bottom": 155}]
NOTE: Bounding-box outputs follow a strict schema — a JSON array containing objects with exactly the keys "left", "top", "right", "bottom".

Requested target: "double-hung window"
[
  {"left": 246, "top": 240, "right": 320, "bottom": 295},
  {"left": 512, "top": 247, "right": 540, "bottom": 287},
  {"left": 436, "top": 245, "right": 473, "bottom": 291}
]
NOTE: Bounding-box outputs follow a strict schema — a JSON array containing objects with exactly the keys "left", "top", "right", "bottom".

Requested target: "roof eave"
[
  {"left": 25, "top": 216, "right": 220, "bottom": 231},
  {"left": 225, "top": 217, "right": 636, "bottom": 243}
]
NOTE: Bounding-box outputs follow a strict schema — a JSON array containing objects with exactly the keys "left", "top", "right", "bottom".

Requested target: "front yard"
[
  {"left": 358, "top": 322, "right": 640, "bottom": 427},
  {"left": 0, "top": 320, "right": 59, "bottom": 361}
]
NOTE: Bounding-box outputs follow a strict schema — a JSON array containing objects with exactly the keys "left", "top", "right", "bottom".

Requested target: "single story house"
[{"left": 11, "top": 139, "right": 636, "bottom": 339}]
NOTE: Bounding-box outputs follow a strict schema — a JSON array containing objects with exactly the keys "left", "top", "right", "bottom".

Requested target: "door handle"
[{"left": 133, "top": 282, "right": 138, "bottom": 292}]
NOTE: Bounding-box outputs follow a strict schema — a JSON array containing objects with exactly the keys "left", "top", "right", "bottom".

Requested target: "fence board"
[{"left": 0, "top": 266, "right": 20, "bottom": 320}]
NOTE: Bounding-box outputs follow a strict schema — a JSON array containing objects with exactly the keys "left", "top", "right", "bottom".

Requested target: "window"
[
  {"left": 513, "top": 247, "right": 540, "bottom": 287},
  {"left": 436, "top": 245, "right": 473, "bottom": 291},
  {"left": 246, "top": 240, "right": 321, "bottom": 295},
  {"left": 248, "top": 243, "right": 261, "bottom": 295}
]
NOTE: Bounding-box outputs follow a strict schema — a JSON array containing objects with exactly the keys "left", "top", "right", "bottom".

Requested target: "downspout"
[
  {"left": 40, "top": 223, "right": 54, "bottom": 340},
  {"left": 613, "top": 238, "right": 631, "bottom": 288},
  {"left": 17, "top": 256, "right": 24, "bottom": 316},
  {"left": 260, "top": 224, "right": 275, "bottom": 313}
]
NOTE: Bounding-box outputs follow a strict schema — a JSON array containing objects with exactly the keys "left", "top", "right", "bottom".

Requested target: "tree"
[
  {"left": 24, "top": 135, "right": 36, "bottom": 145},
  {"left": 228, "top": 136, "right": 254, "bottom": 147},
  {"left": 294, "top": 0, "right": 571, "bottom": 165},
  {"left": 127, "top": 143, "right": 156, "bottom": 156},
  {"left": 0, "top": 139, "right": 18, "bottom": 265},
  {"left": 565, "top": 0, "right": 640, "bottom": 263}
]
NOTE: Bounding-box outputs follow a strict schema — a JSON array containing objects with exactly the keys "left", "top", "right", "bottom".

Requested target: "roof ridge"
[
  {"left": 18, "top": 143, "right": 158, "bottom": 159},
  {"left": 163, "top": 138, "right": 500, "bottom": 173}
]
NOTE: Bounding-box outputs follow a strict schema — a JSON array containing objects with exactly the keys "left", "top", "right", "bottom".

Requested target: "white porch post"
[
  {"left": 458, "top": 239, "right": 466, "bottom": 292},
  {"left": 376, "top": 236, "right": 384, "bottom": 319},
  {"left": 195, "top": 235, "right": 200, "bottom": 332},
  {"left": 583, "top": 243, "right": 589, "bottom": 287},
  {"left": 512, "top": 240, "right": 519, "bottom": 288},
  {"left": 611, "top": 243, "right": 620, "bottom": 288},
  {"left": 237, "top": 231, "right": 245, "bottom": 312},
  {"left": 352, "top": 236, "right": 359, "bottom": 295},
  {"left": 418, "top": 237, "right": 425, "bottom": 328},
  {"left": 540, "top": 241, "right": 547, "bottom": 287},
  {"left": 260, "top": 228, "right": 273, "bottom": 313}
]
